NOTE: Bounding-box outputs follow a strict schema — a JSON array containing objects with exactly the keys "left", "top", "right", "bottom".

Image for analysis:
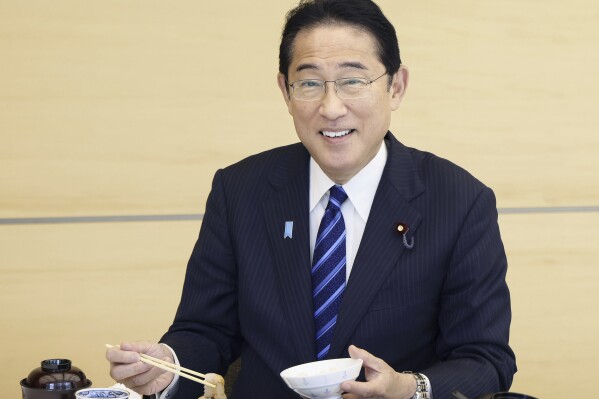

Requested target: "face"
[{"left": 278, "top": 24, "right": 409, "bottom": 184}]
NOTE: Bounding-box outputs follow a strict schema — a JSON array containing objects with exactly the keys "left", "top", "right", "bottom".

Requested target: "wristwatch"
[{"left": 403, "top": 372, "right": 430, "bottom": 399}]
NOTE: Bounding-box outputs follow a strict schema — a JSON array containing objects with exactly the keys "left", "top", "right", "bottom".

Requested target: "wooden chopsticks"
[{"left": 105, "top": 344, "right": 216, "bottom": 388}]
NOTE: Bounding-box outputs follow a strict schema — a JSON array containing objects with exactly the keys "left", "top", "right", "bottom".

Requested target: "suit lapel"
[
  {"left": 263, "top": 145, "right": 315, "bottom": 364},
  {"left": 329, "top": 133, "right": 426, "bottom": 357}
]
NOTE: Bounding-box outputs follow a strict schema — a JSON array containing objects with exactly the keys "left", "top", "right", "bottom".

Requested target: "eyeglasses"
[{"left": 286, "top": 72, "right": 387, "bottom": 101}]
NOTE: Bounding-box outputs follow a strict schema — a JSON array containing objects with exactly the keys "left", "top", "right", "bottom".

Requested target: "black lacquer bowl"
[{"left": 21, "top": 359, "right": 92, "bottom": 399}]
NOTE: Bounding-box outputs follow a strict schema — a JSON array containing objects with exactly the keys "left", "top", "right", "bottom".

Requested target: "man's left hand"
[{"left": 340, "top": 345, "right": 416, "bottom": 399}]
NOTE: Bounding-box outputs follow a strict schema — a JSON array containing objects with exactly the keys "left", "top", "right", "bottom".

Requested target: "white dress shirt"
[{"left": 309, "top": 142, "right": 387, "bottom": 280}]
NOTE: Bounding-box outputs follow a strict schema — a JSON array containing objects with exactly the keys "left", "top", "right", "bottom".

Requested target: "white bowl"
[{"left": 280, "top": 358, "right": 363, "bottom": 399}]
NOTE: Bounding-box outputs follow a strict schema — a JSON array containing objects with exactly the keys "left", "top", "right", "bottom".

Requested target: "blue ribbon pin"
[{"left": 284, "top": 221, "right": 293, "bottom": 239}]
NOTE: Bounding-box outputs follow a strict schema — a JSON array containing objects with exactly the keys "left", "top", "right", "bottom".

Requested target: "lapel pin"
[
  {"left": 396, "top": 222, "right": 414, "bottom": 250},
  {"left": 284, "top": 221, "right": 294, "bottom": 239},
  {"left": 396, "top": 223, "right": 408, "bottom": 234}
]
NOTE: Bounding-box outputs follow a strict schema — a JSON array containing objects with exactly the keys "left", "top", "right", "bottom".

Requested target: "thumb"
[
  {"left": 348, "top": 345, "right": 386, "bottom": 372},
  {"left": 348, "top": 345, "right": 383, "bottom": 372}
]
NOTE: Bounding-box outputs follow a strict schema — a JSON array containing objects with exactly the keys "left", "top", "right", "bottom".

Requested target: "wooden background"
[{"left": 1, "top": 1, "right": 598, "bottom": 398}]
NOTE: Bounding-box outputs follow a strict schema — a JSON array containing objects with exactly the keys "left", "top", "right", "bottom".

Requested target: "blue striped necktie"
[{"left": 312, "top": 185, "right": 348, "bottom": 360}]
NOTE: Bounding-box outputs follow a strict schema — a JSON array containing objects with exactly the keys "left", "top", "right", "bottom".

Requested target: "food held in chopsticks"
[
  {"left": 105, "top": 344, "right": 216, "bottom": 389},
  {"left": 198, "top": 373, "right": 226, "bottom": 399}
]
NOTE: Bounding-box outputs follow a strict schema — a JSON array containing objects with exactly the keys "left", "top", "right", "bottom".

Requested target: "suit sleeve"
[
  {"left": 160, "top": 169, "right": 242, "bottom": 399},
  {"left": 422, "top": 187, "right": 516, "bottom": 398}
]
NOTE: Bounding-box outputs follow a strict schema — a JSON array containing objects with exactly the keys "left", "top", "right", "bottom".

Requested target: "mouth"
[{"left": 320, "top": 129, "right": 355, "bottom": 138}]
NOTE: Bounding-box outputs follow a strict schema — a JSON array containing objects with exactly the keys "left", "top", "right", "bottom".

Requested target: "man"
[{"left": 106, "top": 1, "right": 516, "bottom": 398}]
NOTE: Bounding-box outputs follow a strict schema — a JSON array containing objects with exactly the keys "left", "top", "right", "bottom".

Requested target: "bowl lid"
[{"left": 24, "top": 359, "right": 90, "bottom": 390}]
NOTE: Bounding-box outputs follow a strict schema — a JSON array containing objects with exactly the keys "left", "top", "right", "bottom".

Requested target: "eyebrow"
[
  {"left": 339, "top": 61, "right": 368, "bottom": 70},
  {"left": 295, "top": 61, "right": 368, "bottom": 73}
]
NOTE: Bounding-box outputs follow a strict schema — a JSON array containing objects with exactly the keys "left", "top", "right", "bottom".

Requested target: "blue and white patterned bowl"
[{"left": 75, "top": 388, "right": 130, "bottom": 398}]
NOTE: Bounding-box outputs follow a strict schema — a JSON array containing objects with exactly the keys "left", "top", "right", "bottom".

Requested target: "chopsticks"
[{"left": 105, "top": 344, "right": 216, "bottom": 388}]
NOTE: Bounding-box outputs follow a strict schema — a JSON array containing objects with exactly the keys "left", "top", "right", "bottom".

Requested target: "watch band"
[{"left": 403, "top": 371, "right": 430, "bottom": 399}]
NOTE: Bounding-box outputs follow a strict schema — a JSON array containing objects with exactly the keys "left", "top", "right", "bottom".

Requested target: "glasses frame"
[{"left": 286, "top": 71, "right": 388, "bottom": 101}]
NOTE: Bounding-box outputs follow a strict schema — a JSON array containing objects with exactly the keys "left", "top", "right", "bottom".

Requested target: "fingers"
[
  {"left": 118, "top": 367, "right": 172, "bottom": 396},
  {"left": 111, "top": 360, "right": 155, "bottom": 385},
  {"left": 106, "top": 344, "right": 140, "bottom": 365},
  {"left": 342, "top": 345, "right": 404, "bottom": 398},
  {"left": 106, "top": 341, "right": 170, "bottom": 365},
  {"left": 119, "top": 341, "right": 166, "bottom": 358},
  {"left": 341, "top": 379, "right": 380, "bottom": 398},
  {"left": 341, "top": 346, "right": 383, "bottom": 397},
  {"left": 106, "top": 341, "right": 173, "bottom": 395}
]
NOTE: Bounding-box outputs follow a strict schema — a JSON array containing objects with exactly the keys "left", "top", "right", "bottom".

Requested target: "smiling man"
[
  {"left": 277, "top": 23, "right": 408, "bottom": 185},
  {"left": 106, "top": 1, "right": 516, "bottom": 398}
]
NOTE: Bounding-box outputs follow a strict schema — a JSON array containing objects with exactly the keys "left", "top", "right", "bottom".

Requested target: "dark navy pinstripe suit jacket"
[{"left": 160, "top": 132, "right": 516, "bottom": 399}]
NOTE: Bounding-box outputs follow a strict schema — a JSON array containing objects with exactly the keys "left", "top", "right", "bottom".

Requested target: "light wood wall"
[{"left": 1, "top": 1, "right": 598, "bottom": 398}]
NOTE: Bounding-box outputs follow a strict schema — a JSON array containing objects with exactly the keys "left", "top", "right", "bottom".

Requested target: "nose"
[{"left": 319, "top": 82, "right": 348, "bottom": 120}]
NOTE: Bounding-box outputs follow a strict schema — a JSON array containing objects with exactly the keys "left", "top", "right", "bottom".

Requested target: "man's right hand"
[{"left": 106, "top": 341, "right": 175, "bottom": 395}]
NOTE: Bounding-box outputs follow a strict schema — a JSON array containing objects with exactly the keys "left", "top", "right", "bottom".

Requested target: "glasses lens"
[
  {"left": 293, "top": 80, "right": 324, "bottom": 100},
  {"left": 336, "top": 78, "right": 369, "bottom": 99}
]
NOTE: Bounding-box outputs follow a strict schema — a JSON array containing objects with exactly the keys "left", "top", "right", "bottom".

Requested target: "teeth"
[{"left": 321, "top": 130, "right": 352, "bottom": 138}]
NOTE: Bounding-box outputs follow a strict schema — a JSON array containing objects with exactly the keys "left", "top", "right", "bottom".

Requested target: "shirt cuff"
[{"left": 155, "top": 344, "right": 180, "bottom": 399}]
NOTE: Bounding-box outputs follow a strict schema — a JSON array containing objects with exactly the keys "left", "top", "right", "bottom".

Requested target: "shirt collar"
[{"left": 309, "top": 141, "right": 388, "bottom": 220}]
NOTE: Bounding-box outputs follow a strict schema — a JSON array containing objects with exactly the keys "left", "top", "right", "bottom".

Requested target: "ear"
[
  {"left": 277, "top": 73, "right": 293, "bottom": 114},
  {"left": 389, "top": 65, "right": 409, "bottom": 111}
]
